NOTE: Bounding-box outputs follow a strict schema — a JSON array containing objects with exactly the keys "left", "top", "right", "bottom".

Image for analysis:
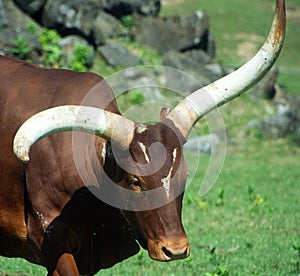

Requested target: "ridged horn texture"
[
  {"left": 13, "top": 105, "right": 135, "bottom": 162},
  {"left": 166, "top": 0, "right": 286, "bottom": 138}
]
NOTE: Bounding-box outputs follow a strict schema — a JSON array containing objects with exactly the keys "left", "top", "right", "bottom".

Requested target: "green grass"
[{"left": 1, "top": 1, "right": 300, "bottom": 275}]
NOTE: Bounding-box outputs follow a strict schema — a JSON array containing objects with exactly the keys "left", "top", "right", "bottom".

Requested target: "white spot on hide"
[
  {"left": 161, "top": 169, "right": 172, "bottom": 198},
  {"left": 161, "top": 148, "right": 177, "bottom": 198},
  {"left": 138, "top": 142, "right": 150, "bottom": 163},
  {"left": 172, "top": 148, "right": 177, "bottom": 163},
  {"left": 137, "top": 124, "right": 148, "bottom": 134}
]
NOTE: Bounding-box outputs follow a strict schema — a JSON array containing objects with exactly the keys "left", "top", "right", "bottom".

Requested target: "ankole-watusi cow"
[{"left": 0, "top": 0, "right": 285, "bottom": 275}]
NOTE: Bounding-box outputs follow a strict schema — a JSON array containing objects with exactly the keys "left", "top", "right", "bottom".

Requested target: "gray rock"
[
  {"left": 162, "top": 49, "right": 227, "bottom": 91},
  {"left": 41, "top": 0, "right": 103, "bottom": 40},
  {"left": 260, "top": 112, "right": 297, "bottom": 139},
  {"left": 206, "top": 31, "right": 216, "bottom": 58},
  {"left": 251, "top": 66, "right": 279, "bottom": 100},
  {"left": 163, "top": 49, "right": 212, "bottom": 70},
  {"left": 93, "top": 11, "right": 126, "bottom": 45},
  {"left": 107, "top": 67, "right": 164, "bottom": 102},
  {"left": 292, "top": 124, "right": 300, "bottom": 145},
  {"left": 138, "top": 0, "right": 161, "bottom": 16},
  {"left": 98, "top": 42, "right": 141, "bottom": 66},
  {"left": 246, "top": 88, "right": 300, "bottom": 139},
  {"left": 0, "top": 0, "right": 8, "bottom": 28},
  {"left": 0, "top": 0, "right": 43, "bottom": 58},
  {"left": 134, "top": 10, "right": 211, "bottom": 54},
  {"left": 184, "top": 134, "right": 220, "bottom": 154},
  {"left": 274, "top": 87, "right": 300, "bottom": 119},
  {"left": 40, "top": 1, "right": 161, "bottom": 43},
  {"left": 13, "top": 0, "right": 46, "bottom": 16},
  {"left": 104, "top": 0, "right": 161, "bottom": 18}
]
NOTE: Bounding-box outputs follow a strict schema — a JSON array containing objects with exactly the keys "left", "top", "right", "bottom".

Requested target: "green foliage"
[
  {"left": 128, "top": 90, "right": 145, "bottom": 105},
  {"left": 120, "top": 15, "right": 135, "bottom": 39},
  {"left": 120, "top": 15, "right": 134, "bottom": 29},
  {"left": 39, "top": 29, "right": 61, "bottom": 46},
  {"left": 39, "top": 29, "right": 63, "bottom": 67},
  {"left": 248, "top": 186, "right": 265, "bottom": 209},
  {"left": 206, "top": 266, "right": 229, "bottom": 276},
  {"left": 184, "top": 194, "right": 210, "bottom": 210},
  {"left": 245, "top": 123, "right": 264, "bottom": 140},
  {"left": 10, "top": 35, "right": 34, "bottom": 60},
  {"left": 69, "top": 43, "right": 93, "bottom": 72},
  {"left": 27, "top": 22, "right": 38, "bottom": 34},
  {"left": 247, "top": 186, "right": 273, "bottom": 214},
  {"left": 116, "top": 90, "right": 146, "bottom": 115}
]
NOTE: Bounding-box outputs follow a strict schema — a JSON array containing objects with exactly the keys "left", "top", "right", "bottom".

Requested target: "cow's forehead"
[
  {"left": 134, "top": 121, "right": 184, "bottom": 146},
  {"left": 128, "top": 122, "right": 184, "bottom": 176}
]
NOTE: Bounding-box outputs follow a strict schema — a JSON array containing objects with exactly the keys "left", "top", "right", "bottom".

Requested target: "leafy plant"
[
  {"left": 10, "top": 35, "right": 34, "bottom": 60},
  {"left": 247, "top": 186, "right": 266, "bottom": 213},
  {"left": 39, "top": 29, "right": 63, "bottom": 67},
  {"left": 128, "top": 90, "right": 145, "bottom": 106},
  {"left": 121, "top": 15, "right": 134, "bottom": 30},
  {"left": 184, "top": 194, "right": 210, "bottom": 210},
  {"left": 27, "top": 22, "right": 38, "bottom": 34},
  {"left": 121, "top": 15, "right": 135, "bottom": 39},
  {"left": 69, "top": 43, "right": 93, "bottom": 72}
]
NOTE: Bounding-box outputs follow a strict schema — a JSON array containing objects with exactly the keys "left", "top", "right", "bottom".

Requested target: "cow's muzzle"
[{"left": 148, "top": 238, "right": 190, "bottom": 261}]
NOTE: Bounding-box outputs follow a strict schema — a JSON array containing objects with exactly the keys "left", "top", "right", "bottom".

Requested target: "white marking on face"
[
  {"left": 172, "top": 148, "right": 177, "bottom": 163},
  {"left": 161, "top": 168, "right": 172, "bottom": 198},
  {"left": 137, "top": 124, "right": 148, "bottom": 134},
  {"left": 138, "top": 142, "right": 150, "bottom": 163},
  {"left": 161, "top": 148, "right": 178, "bottom": 198}
]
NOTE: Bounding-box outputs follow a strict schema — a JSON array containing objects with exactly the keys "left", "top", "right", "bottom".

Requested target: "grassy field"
[{"left": 1, "top": 0, "right": 300, "bottom": 275}]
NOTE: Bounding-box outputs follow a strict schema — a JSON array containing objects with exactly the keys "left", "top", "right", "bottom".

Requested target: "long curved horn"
[
  {"left": 167, "top": 0, "right": 286, "bottom": 138},
  {"left": 13, "top": 105, "right": 135, "bottom": 162}
]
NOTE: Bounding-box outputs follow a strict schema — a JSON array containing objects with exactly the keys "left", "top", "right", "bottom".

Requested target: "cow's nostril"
[
  {"left": 162, "top": 245, "right": 189, "bottom": 260},
  {"left": 162, "top": 246, "right": 173, "bottom": 259}
]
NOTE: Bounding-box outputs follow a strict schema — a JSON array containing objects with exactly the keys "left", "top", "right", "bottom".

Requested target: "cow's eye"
[{"left": 129, "top": 177, "right": 142, "bottom": 192}]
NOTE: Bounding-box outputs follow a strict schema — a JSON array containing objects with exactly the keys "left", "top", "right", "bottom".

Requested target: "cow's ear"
[{"left": 160, "top": 107, "right": 170, "bottom": 120}]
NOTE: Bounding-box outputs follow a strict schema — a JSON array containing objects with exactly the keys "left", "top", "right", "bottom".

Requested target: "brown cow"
[{"left": 0, "top": 0, "right": 285, "bottom": 275}]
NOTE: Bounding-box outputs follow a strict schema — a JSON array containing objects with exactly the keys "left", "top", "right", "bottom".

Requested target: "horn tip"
[{"left": 14, "top": 141, "right": 30, "bottom": 163}]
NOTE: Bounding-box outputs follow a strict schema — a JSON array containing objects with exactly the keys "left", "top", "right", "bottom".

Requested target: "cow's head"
[
  {"left": 116, "top": 115, "right": 189, "bottom": 260},
  {"left": 13, "top": 0, "right": 285, "bottom": 262}
]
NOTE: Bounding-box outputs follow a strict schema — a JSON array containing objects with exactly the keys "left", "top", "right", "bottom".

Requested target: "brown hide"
[{"left": 0, "top": 56, "right": 140, "bottom": 273}]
